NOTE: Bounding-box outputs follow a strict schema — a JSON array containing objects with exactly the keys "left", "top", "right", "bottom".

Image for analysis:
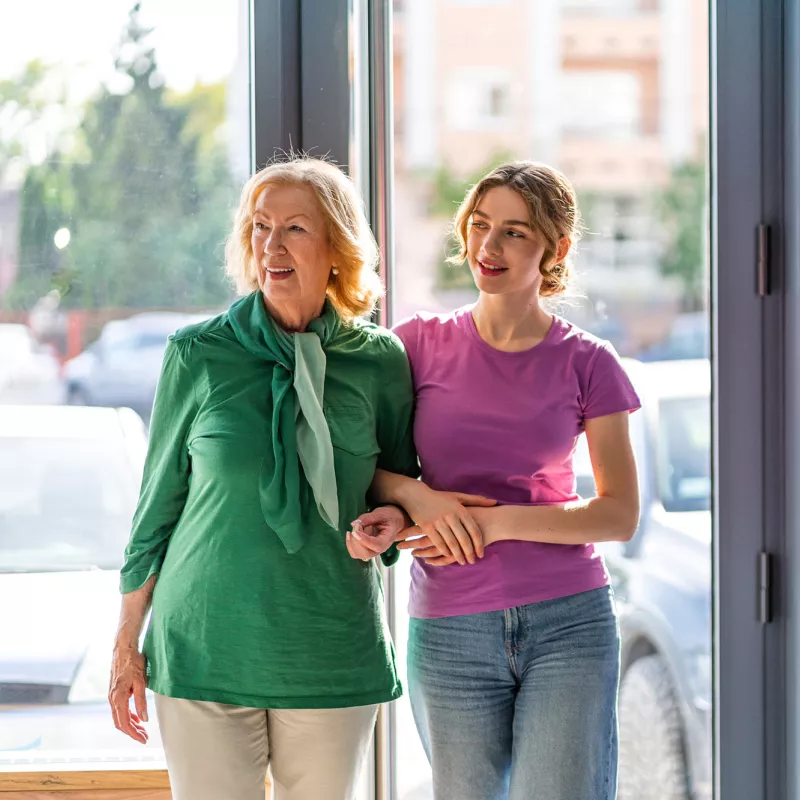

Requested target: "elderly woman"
[{"left": 108, "top": 157, "right": 419, "bottom": 800}]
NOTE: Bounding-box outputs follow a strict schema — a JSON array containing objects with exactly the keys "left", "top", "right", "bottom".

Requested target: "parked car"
[
  {"left": 0, "top": 405, "right": 164, "bottom": 763},
  {"left": 63, "top": 312, "right": 211, "bottom": 423},
  {"left": 575, "top": 359, "right": 712, "bottom": 800},
  {"left": 0, "top": 324, "right": 64, "bottom": 405}
]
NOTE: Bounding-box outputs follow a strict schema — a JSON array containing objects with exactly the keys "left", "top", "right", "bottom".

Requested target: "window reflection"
[
  {"left": 390, "top": 1, "right": 710, "bottom": 798},
  {"left": 0, "top": 437, "right": 137, "bottom": 572},
  {"left": 0, "top": 0, "right": 247, "bottom": 769},
  {"left": 658, "top": 397, "right": 711, "bottom": 513}
]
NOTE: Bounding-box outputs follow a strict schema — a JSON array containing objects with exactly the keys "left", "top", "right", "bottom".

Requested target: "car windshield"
[
  {"left": 573, "top": 394, "right": 710, "bottom": 513},
  {"left": 0, "top": 438, "right": 138, "bottom": 572},
  {"left": 105, "top": 330, "right": 170, "bottom": 352},
  {"left": 132, "top": 331, "right": 170, "bottom": 349},
  {"left": 657, "top": 396, "right": 711, "bottom": 512}
]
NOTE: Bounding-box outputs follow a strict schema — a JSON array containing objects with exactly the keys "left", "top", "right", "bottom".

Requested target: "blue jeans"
[{"left": 407, "top": 587, "right": 620, "bottom": 800}]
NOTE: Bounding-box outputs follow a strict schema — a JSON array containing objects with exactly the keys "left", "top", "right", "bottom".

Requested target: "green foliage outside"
[
  {"left": 4, "top": 3, "right": 237, "bottom": 311},
  {"left": 3, "top": 4, "right": 705, "bottom": 312},
  {"left": 0, "top": 60, "right": 53, "bottom": 185},
  {"left": 656, "top": 159, "right": 707, "bottom": 310}
]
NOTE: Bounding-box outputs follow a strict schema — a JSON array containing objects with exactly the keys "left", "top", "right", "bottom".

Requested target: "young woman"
[{"left": 348, "top": 162, "right": 641, "bottom": 800}]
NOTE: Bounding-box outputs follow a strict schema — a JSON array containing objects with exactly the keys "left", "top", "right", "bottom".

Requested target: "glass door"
[
  {"left": 384, "top": 1, "right": 712, "bottom": 798},
  {"left": 0, "top": 0, "right": 248, "bottom": 791}
]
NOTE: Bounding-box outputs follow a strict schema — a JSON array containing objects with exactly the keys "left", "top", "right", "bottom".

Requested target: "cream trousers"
[{"left": 155, "top": 694, "right": 378, "bottom": 800}]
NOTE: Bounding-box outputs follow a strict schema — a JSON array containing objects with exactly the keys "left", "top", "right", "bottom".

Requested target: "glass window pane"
[
  {"left": 390, "top": 1, "right": 711, "bottom": 798},
  {"left": 0, "top": 0, "right": 247, "bottom": 770}
]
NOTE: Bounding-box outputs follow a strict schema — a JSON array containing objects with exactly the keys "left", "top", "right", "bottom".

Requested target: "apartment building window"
[
  {"left": 452, "top": 0, "right": 511, "bottom": 6},
  {"left": 446, "top": 69, "right": 513, "bottom": 131},
  {"left": 561, "top": 0, "right": 657, "bottom": 13},
  {"left": 579, "top": 193, "right": 655, "bottom": 273},
  {"left": 488, "top": 84, "right": 510, "bottom": 119},
  {"left": 561, "top": 70, "right": 642, "bottom": 138}
]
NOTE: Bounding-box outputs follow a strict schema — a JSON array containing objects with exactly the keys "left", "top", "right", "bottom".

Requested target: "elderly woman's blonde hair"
[{"left": 225, "top": 156, "right": 383, "bottom": 321}]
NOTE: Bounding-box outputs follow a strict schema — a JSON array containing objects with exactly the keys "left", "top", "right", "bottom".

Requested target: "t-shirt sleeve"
[
  {"left": 119, "top": 336, "right": 199, "bottom": 594},
  {"left": 374, "top": 331, "right": 420, "bottom": 566},
  {"left": 391, "top": 315, "right": 420, "bottom": 381},
  {"left": 582, "top": 342, "right": 641, "bottom": 421}
]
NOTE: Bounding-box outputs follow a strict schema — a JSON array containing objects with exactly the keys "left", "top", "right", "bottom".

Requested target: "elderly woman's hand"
[
  {"left": 109, "top": 642, "right": 149, "bottom": 744},
  {"left": 396, "top": 529, "right": 459, "bottom": 566},
  {"left": 346, "top": 505, "right": 410, "bottom": 561}
]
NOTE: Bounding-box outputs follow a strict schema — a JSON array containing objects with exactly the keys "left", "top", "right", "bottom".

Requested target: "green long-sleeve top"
[{"left": 119, "top": 297, "right": 419, "bottom": 709}]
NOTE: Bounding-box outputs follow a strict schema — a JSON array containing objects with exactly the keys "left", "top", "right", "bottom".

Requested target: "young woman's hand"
[
  {"left": 346, "top": 505, "right": 409, "bottom": 561},
  {"left": 396, "top": 484, "right": 496, "bottom": 565},
  {"left": 396, "top": 530, "right": 459, "bottom": 566}
]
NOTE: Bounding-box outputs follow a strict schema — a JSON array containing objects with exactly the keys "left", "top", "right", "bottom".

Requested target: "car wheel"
[{"left": 618, "top": 654, "right": 690, "bottom": 800}]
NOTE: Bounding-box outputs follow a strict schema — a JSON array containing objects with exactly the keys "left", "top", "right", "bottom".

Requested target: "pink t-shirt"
[{"left": 393, "top": 307, "right": 641, "bottom": 619}]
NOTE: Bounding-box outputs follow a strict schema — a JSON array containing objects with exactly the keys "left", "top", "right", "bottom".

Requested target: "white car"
[
  {"left": 0, "top": 405, "right": 164, "bottom": 766},
  {"left": 576, "top": 359, "right": 712, "bottom": 800},
  {"left": 64, "top": 311, "right": 212, "bottom": 423},
  {"left": 0, "top": 324, "right": 64, "bottom": 405}
]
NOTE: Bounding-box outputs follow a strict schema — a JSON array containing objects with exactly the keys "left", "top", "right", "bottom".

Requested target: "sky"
[
  {"left": 0, "top": 1, "right": 248, "bottom": 180},
  {"left": 0, "top": 0, "right": 243, "bottom": 96}
]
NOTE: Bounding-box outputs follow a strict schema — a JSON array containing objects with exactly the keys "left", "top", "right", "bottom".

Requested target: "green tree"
[
  {"left": 12, "top": 3, "right": 236, "bottom": 311},
  {"left": 0, "top": 59, "right": 52, "bottom": 183},
  {"left": 10, "top": 161, "right": 75, "bottom": 307},
  {"left": 656, "top": 159, "right": 707, "bottom": 310},
  {"left": 0, "top": 60, "right": 67, "bottom": 309},
  {"left": 168, "top": 81, "right": 228, "bottom": 157}
]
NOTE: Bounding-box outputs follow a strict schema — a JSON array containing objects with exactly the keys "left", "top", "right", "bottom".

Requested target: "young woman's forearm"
[
  {"left": 473, "top": 496, "right": 639, "bottom": 546},
  {"left": 369, "top": 468, "right": 422, "bottom": 508},
  {"left": 115, "top": 574, "right": 157, "bottom": 651}
]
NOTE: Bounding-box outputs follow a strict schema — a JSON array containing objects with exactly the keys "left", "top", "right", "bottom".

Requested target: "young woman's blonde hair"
[
  {"left": 450, "top": 161, "right": 583, "bottom": 298},
  {"left": 225, "top": 155, "right": 382, "bottom": 321}
]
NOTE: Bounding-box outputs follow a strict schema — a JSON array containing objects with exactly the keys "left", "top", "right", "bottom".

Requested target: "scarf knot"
[{"left": 228, "top": 291, "right": 341, "bottom": 553}]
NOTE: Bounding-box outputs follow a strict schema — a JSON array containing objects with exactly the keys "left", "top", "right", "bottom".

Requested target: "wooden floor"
[
  {"left": 0, "top": 792, "right": 172, "bottom": 800},
  {"left": 0, "top": 766, "right": 276, "bottom": 797},
  {"left": 0, "top": 770, "right": 174, "bottom": 798}
]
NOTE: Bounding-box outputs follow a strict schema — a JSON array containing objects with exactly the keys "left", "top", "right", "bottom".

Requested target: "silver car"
[
  {"left": 576, "top": 359, "right": 712, "bottom": 800},
  {"left": 63, "top": 312, "right": 211, "bottom": 423}
]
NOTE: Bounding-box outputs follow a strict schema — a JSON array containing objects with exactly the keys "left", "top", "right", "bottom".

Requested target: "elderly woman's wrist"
[
  {"left": 400, "top": 507, "right": 414, "bottom": 529},
  {"left": 114, "top": 629, "right": 141, "bottom": 652}
]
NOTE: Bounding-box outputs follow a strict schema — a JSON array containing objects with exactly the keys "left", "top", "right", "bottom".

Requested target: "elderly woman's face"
[{"left": 251, "top": 183, "right": 336, "bottom": 309}]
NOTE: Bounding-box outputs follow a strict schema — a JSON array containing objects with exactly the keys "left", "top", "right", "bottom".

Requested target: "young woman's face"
[
  {"left": 466, "top": 186, "right": 547, "bottom": 298},
  {"left": 251, "top": 183, "right": 336, "bottom": 308}
]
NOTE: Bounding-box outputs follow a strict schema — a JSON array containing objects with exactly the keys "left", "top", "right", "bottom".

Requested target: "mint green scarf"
[{"left": 228, "top": 291, "right": 341, "bottom": 553}]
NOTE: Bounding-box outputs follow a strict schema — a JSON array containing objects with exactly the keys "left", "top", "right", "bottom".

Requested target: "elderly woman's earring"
[{"left": 331, "top": 267, "right": 339, "bottom": 276}]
